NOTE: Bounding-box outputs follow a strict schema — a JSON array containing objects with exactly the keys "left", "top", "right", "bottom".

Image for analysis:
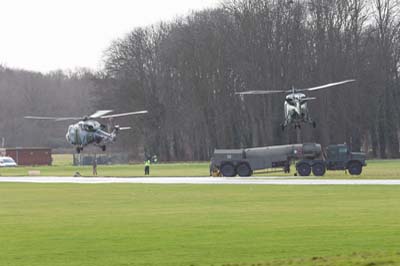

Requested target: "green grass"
[
  {"left": 0, "top": 162, "right": 208, "bottom": 177},
  {"left": 52, "top": 154, "right": 74, "bottom": 166},
  {"left": 1, "top": 184, "right": 400, "bottom": 265},
  {"left": 0, "top": 154, "right": 207, "bottom": 176},
  {"left": 0, "top": 156, "right": 399, "bottom": 178}
]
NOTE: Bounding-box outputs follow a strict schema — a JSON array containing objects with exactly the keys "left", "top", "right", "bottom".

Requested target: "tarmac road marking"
[{"left": 1, "top": 176, "right": 400, "bottom": 185}]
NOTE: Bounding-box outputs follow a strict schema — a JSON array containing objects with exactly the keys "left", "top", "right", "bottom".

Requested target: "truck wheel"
[
  {"left": 348, "top": 162, "right": 362, "bottom": 175},
  {"left": 312, "top": 163, "right": 326, "bottom": 176},
  {"left": 297, "top": 163, "right": 311, "bottom": 176},
  {"left": 236, "top": 163, "right": 252, "bottom": 177},
  {"left": 220, "top": 162, "right": 236, "bottom": 177}
]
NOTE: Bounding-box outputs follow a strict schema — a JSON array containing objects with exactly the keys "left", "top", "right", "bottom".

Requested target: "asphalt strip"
[{"left": 1, "top": 176, "right": 400, "bottom": 185}]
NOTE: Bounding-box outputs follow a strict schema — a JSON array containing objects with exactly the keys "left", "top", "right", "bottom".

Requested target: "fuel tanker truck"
[{"left": 210, "top": 143, "right": 366, "bottom": 177}]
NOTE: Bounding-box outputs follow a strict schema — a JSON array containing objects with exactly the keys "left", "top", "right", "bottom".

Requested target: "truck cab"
[
  {"left": 325, "top": 144, "right": 367, "bottom": 174},
  {"left": 296, "top": 144, "right": 367, "bottom": 176}
]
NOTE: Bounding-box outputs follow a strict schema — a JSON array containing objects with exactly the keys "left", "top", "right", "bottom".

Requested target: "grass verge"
[
  {"left": 0, "top": 156, "right": 398, "bottom": 178},
  {"left": 1, "top": 184, "right": 400, "bottom": 265}
]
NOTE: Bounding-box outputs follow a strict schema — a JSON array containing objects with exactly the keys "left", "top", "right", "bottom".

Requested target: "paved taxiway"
[{"left": 1, "top": 176, "right": 400, "bottom": 185}]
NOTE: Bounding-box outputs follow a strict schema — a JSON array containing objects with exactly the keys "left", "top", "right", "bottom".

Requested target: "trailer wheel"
[
  {"left": 312, "top": 163, "right": 326, "bottom": 176},
  {"left": 220, "top": 162, "right": 236, "bottom": 177},
  {"left": 297, "top": 163, "right": 311, "bottom": 176},
  {"left": 236, "top": 163, "right": 252, "bottom": 177},
  {"left": 348, "top": 162, "right": 362, "bottom": 175}
]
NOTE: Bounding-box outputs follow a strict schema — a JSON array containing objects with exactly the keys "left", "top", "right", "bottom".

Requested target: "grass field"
[
  {"left": 1, "top": 184, "right": 400, "bottom": 265},
  {"left": 0, "top": 154, "right": 399, "bottom": 178}
]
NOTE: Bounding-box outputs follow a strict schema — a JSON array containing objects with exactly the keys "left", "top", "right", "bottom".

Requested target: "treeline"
[
  {"left": 0, "top": 66, "right": 94, "bottom": 148},
  {"left": 93, "top": 0, "right": 400, "bottom": 160},
  {"left": 2, "top": 0, "right": 399, "bottom": 161}
]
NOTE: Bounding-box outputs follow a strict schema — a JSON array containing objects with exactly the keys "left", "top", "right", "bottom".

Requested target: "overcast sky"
[{"left": 0, "top": 0, "right": 220, "bottom": 73}]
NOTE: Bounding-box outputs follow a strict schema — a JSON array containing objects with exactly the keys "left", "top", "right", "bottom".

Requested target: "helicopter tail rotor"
[
  {"left": 301, "top": 97, "right": 317, "bottom": 102},
  {"left": 111, "top": 125, "right": 132, "bottom": 135},
  {"left": 113, "top": 125, "right": 132, "bottom": 131},
  {"left": 118, "top": 126, "right": 132, "bottom": 131}
]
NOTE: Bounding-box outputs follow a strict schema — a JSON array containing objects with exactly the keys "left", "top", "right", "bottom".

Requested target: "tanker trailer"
[{"left": 210, "top": 143, "right": 322, "bottom": 177}]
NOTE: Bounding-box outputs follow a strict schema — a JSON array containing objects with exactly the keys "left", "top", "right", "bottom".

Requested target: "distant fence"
[{"left": 73, "top": 153, "right": 130, "bottom": 166}]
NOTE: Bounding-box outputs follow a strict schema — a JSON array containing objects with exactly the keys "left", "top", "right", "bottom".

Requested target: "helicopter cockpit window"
[
  {"left": 83, "top": 121, "right": 100, "bottom": 132},
  {"left": 93, "top": 121, "right": 101, "bottom": 128},
  {"left": 286, "top": 96, "right": 295, "bottom": 105},
  {"left": 84, "top": 124, "right": 95, "bottom": 132}
]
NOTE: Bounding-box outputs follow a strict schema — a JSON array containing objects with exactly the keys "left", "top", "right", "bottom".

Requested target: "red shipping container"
[{"left": 0, "top": 148, "right": 52, "bottom": 166}]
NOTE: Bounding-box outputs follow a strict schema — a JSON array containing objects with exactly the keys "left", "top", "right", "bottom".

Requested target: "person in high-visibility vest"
[{"left": 144, "top": 159, "right": 151, "bottom": 175}]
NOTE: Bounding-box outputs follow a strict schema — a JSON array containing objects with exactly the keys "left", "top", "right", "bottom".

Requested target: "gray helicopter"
[
  {"left": 236, "top": 79, "right": 356, "bottom": 130},
  {"left": 25, "top": 110, "right": 147, "bottom": 153}
]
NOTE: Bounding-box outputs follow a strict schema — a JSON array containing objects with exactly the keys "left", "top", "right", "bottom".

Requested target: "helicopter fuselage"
[
  {"left": 65, "top": 120, "right": 118, "bottom": 151},
  {"left": 283, "top": 93, "right": 313, "bottom": 128},
  {"left": 25, "top": 109, "right": 147, "bottom": 154},
  {"left": 235, "top": 79, "right": 355, "bottom": 131}
]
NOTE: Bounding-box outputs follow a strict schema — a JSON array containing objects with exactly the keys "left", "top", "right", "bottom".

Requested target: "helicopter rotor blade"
[
  {"left": 24, "top": 116, "right": 81, "bottom": 121},
  {"left": 101, "top": 110, "right": 148, "bottom": 119},
  {"left": 24, "top": 116, "right": 60, "bottom": 120},
  {"left": 54, "top": 117, "right": 83, "bottom": 121},
  {"left": 299, "top": 79, "right": 356, "bottom": 92},
  {"left": 235, "top": 90, "right": 285, "bottom": 95},
  {"left": 89, "top": 110, "right": 114, "bottom": 118}
]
